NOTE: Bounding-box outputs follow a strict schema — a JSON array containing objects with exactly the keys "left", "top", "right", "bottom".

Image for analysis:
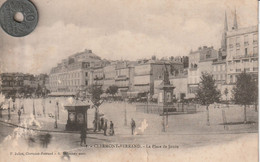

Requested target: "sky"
[{"left": 0, "top": 0, "right": 258, "bottom": 74}]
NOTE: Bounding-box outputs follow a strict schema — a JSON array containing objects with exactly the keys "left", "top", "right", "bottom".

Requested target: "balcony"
[
  {"left": 94, "top": 76, "right": 104, "bottom": 80},
  {"left": 233, "top": 55, "right": 251, "bottom": 60}
]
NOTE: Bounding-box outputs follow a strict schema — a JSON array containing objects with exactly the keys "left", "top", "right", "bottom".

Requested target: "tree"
[
  {"left": 87, "top": 85, "right": 104, "bottom": 131},
  {"left": 196, "top": 73, "right": 221, "bottom": 125},
  {"left": 224, "top": 88, "right": 228, "bottom": 100},
  {"left": 233, "top": 72, "right": 257, "bottom": 123},
  {"left": 224, "top": 88, "right": 229, "bottom": 107},
  {"left": 106, "top": 85, "right": 118, "bottom": 98},
  {"left": 87, "top": 85, "right": 103, "bottom": 107}
]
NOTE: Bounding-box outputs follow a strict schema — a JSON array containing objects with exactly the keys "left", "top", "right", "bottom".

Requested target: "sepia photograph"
[{"left": 0, "top": 0, "right": 258, "bottom": 161}]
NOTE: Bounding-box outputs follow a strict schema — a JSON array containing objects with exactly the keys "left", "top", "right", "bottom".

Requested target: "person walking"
[
  {"left": 131, "top": 118, "right": 136, "bottom": 135},
  {"left": 103, "top": 120, "right": 107, "bottom": 136},
  {"left": 80, "top": 127, "right": 87, "bottom": 146},
  {"left": 100, "top": 117, "right": 104, "bottom": 130},
  {"left": 18, "top": 109, "right": 21, "bottom": 123},
  {"left": 93, "top": 119, "right": 97, "bottom": 132},
  {"left": 109, "top": 121, "right": 114, "bottom": 136}
]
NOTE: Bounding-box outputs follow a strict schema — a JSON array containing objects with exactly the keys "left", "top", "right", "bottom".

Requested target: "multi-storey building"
[
  {"left": 134, "top": 60, "right": 183, "bottom": 95},
  {"left": 226, "top": 27, "right": 258, "bottom": 84},
  {"left": 154, "top": 69, "right": 188, "bottom": 101},
  {"left": 222, "top": 11, "right": 258, "bottom": 100},
  {"left": 114, "top": 61, "right": 135, "bottom": 96},
  {"left": 103, "top": 63, "right": 116, "bottom": 91},
  {"left": 0, "top": 73, "right": 47, "bottom": 97},
  {"left": 48, "top": 49, "right": 106, "bottom": 95},
  {"left": 92, "top": 67, "right": 104, "bottom": 87},
  {"left": 187, "top": 46, "right": 218, "bottom": 98}
]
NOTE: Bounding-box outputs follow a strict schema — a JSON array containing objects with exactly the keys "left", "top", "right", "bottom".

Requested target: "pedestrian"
[
  {"left": 131, "top": 118, "right": 136, "bottom": 135},
  {"left": 80, "top": 127, "right": 86, "bottom": 146},
  {"left": 93, "top": 119, "right": 97, "bottom": 132},
  {"left": 109, "top": 121, "right": 114, "bottom": 136},
  {"left": 103, "top": 120, "right": 107, "bottom": 136},
  {"left": 18, "top": 109, "right": 21, "bottom": 123},
  {"left": 100, "top": 117, "right": 104, "bottom": 130}
]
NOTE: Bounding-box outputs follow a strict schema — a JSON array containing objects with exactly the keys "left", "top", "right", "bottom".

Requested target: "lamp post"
[
  {"left": 42, "top": 88, "right": 46, "bottom": 117},
  {"left": 8, "top": 100, "right": 11, "bottom": 120},
  {"left": 54, "top": 101, "right": 58, "bottom": 129},
  {"left": 56, "top": 101, "right": 59, "bottom": 120},
  {"left": 0, "top": 106, "right": 2, "bottom": 118},
  {"left": 22, "top": 99, "right": 25, "bottom": 114},
  {"left": 33, "top": 99, "right": 36, "bottom": 119},
  {"left": 124, "top": 98, "right": 127, "bottom": 126}
]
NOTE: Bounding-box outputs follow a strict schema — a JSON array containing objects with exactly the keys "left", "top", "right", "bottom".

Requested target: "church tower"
[
  {"left": 232, "top": 9, "right": 238, "bottom": 30},
  {"left": 221, "top": 12, "right": 228, "bottom": 51}
]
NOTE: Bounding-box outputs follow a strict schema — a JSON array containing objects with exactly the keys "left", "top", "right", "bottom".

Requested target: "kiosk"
[{"left": 64, "top": 98, "right": 93, "bottom": 131}]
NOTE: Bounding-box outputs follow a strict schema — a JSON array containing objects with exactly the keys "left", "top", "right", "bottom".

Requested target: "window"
[
  {"left": 253, "top": 34, "right": 257, "bottom": 42},
  {"left": 85, "top": 80, "right": 88, "bottom": 85},
  {"left": 244, "top": 35, "right": 249, "bottom": 45},
  {"left": 245, "top": 48, "right": 248, "bottom": 56},
  {"left": 236, "top": 48, "right": 240, "bottom": 56},
  {"left": 236, "top": 69, "right": 241, "bottom": 72},
  {"left": 85, "top": 72, "right": 88, "bottom": 77},
  {"left": 245, "top": 68, "right": 250, "bottom": 72},
  {"left": 253, "top": 47, "right": 258, "bottom": 55}
]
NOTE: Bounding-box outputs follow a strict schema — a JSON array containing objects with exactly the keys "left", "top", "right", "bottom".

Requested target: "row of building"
[
  {"left": 47, "top": 11, "right": 258, "bottom": 101},
  {"left": 46, "top": 49, "right": 185, "bottom": 97},
  {"left": 154, "top": 11, "right": 258, "bottom": 101},
  {"left": 1, "top": 11, "right": 257, "bottom": 101},
  {"left": 0, "top": 73, "right": 49, "bottom": 97}
]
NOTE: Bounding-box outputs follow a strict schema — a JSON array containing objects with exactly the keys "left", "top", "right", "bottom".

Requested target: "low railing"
[{"left": 136, "top": 103, "right": 196, "bottom": 114}]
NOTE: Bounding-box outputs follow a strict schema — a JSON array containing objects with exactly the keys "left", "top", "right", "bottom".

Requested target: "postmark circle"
[{"left": 0, "top": 0, "right": 38, "bottom": 37}]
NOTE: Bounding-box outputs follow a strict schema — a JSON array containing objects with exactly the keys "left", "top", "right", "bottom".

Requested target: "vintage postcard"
[{"left": 0, "top": 0, "right": 258, "bottom": 161}]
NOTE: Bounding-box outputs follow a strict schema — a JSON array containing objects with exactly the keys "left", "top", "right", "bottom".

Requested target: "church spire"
[
  {"left": 221, "top": 12, "right": 228, "bottom": 50},
  {"left": 233, "top": 9, "right": 238, "bottom": 30},
  {"left": 224, "top": 11, "right": 228, "bottom": 31}
]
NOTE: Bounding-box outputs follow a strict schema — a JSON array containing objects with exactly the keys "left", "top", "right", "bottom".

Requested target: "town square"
[{"left": 0, "top": 0, "right": 258, "bottom": 161}]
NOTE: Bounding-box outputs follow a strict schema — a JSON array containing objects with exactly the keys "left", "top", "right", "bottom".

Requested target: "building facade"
[
  {"left": 134, "top": 60, "right": 183, "bottom": 95},
  {"left": 48, "top": 49, "right": 106, "bottom": 95},
  {"left": 0, "top": 73, "right": 47, "bottom": 97},
  {"left": 187, "top": 46, "right": 218, "bottom": 98},
  {"left": 114, "top": 61, "right": 134, "bottom": 96},
  {"left": 103, "top": 63, "right": 116, "bottom": 91},
  {"left": 226, "top": 25, "right": 258, "bottom": 84}
]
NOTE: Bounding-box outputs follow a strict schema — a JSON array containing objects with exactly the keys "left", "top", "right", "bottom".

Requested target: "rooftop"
[{"left": 227, "top": 25, "right": 258, "bottom": 37}]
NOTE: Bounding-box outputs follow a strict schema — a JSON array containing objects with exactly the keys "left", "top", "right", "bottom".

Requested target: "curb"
[{"left": 0, "top": 120, "right": 103, "bottom": 135}]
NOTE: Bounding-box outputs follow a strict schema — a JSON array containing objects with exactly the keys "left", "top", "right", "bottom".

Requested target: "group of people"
[{"left": 93, "top": 117, "right": 114, "bottom": 136}]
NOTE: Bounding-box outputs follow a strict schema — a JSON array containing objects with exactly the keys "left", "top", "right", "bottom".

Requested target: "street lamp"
[
  {"left": 42, "top": 88, "right": 46, "bottom": 117},
  {"left": 33, "top": 99, "right": 36, "bottom": 119},
  {"left": 8, "top": 99, "right": 11, "bottom": 120},
  {"left": 54, "top": 101, "right": 58, "bottom": 129},
  {"left": 124, "top": 98, "right": 127, "bottom": 126}
]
